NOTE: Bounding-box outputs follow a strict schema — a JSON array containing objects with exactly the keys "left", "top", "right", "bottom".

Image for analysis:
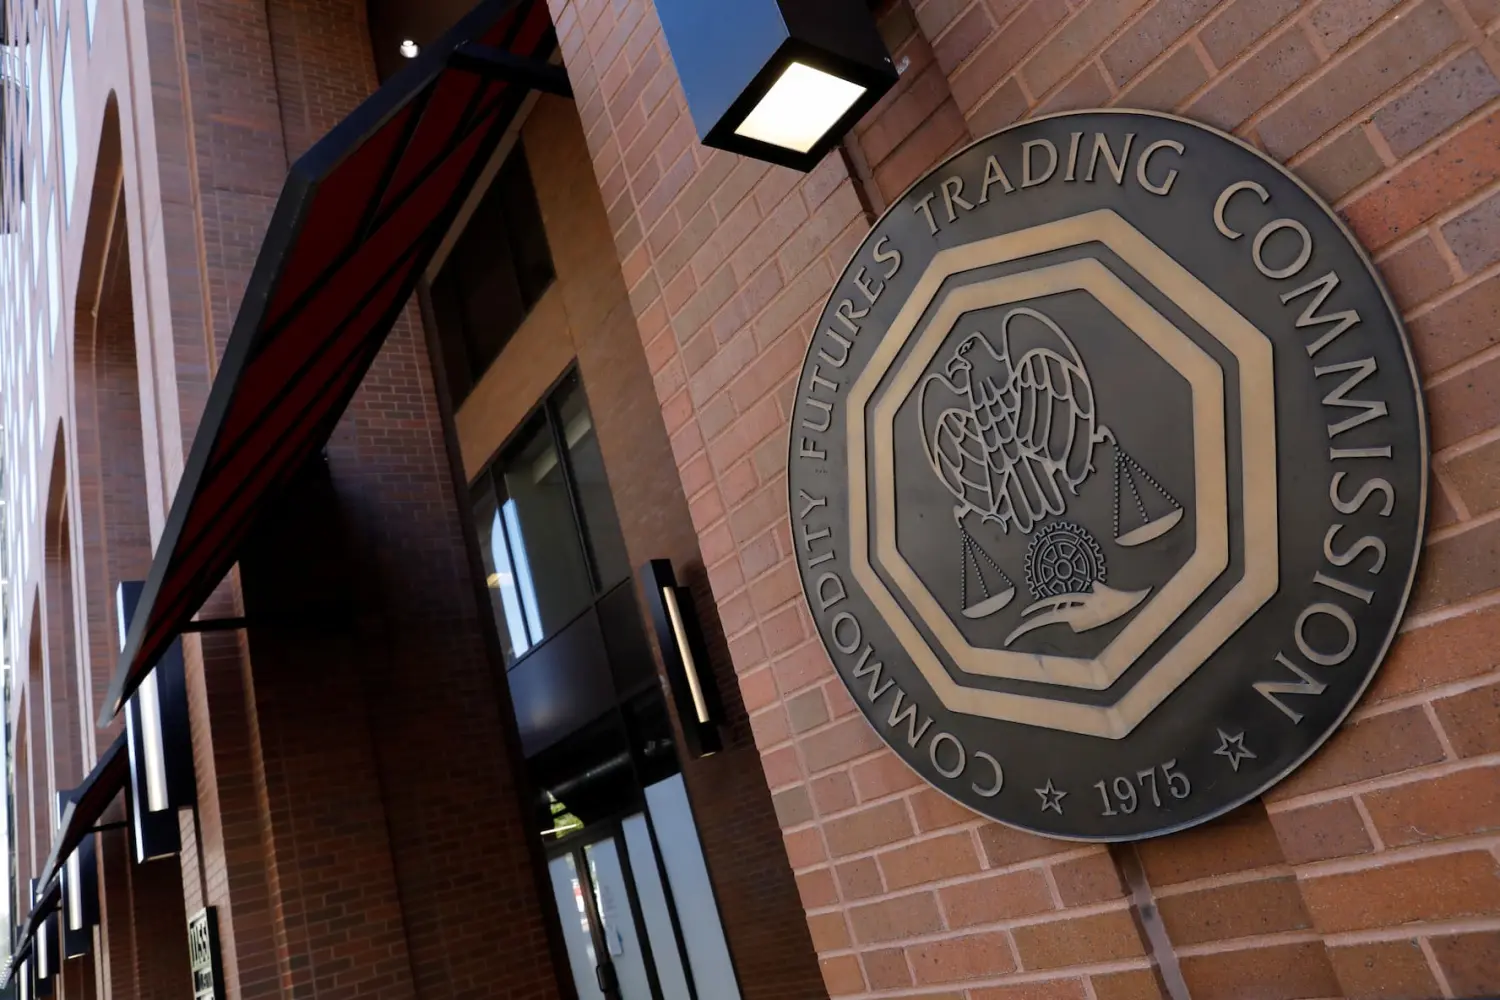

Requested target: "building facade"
[{"left": 0, "top": 0, "right": 1497, "bottom": 997}]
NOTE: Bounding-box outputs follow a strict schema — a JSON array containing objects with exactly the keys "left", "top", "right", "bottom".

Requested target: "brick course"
[
  {"left": 545, "top": 0, "right": 1500, "bottom": 995},
  {"left": 8, "top": 0, "right": 1500, "bottom": 996}
]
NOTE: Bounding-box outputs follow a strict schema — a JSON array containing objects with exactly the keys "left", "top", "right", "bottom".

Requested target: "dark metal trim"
[
  {"left": 1112, "top": 842, "right": 1190, "bottom": 1000},
  {"left": 98, "top": 0, "right": 551, "bottom": 727},
  {"left": 179, "top": 618, "right": 250, "bottom": 633},
  {"left": 639, "top": 560, "right": 723, "bottom": 759},
  {"left": 450, "top": 43, "right": 572, "bottom": 97},
  {"left": 544, "top": 388, "right": 601, "bottom": 592}
]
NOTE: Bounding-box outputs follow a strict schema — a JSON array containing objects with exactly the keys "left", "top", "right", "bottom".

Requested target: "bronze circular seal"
[{"left": 787, "top": 111, "right": 1427, "bottom": 841}]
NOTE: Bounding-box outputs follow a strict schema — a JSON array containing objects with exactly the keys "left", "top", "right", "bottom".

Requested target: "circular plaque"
[{"left": 787, "top": 111, "right": 1427, "bottom": 841}]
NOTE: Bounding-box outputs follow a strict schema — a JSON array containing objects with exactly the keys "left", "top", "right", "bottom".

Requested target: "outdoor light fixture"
[
  {"left": 641, "top": 560, "right": 723, "bottom": 758},
  {"left": 399, "top": 39, "right": 419, "bottom": 58},
  {"left": 654, "top": 0, "right": 898, "bottom": 172},
  {"left": 32, "top": 917, "right": 54, "bottom": 998},
  {"left": 117, "top": 581, "right": 196, "bottom": 863},
  {"left": 734, "top": 62, "right": 866, "bottom": 154},
  {"left": 60, "top": 835, "right": 97, "bottom": 959}
]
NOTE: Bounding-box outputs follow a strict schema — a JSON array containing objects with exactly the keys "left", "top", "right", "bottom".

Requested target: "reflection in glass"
[
  {"left": 497, "top": 414, "right": 593, "bottom": 637},
  {"left": 430, "top": 148, "right": 554, "bottom": 402},
  {"left": 473, "top": 408, "right": 601, "bottom": 665},
  {"left": 58, "top": 28, "right": 73, "bottom": 220},
  {"left": 622, "top": 813, "right": 692, "bottom": 1000},
  {"left": 502, "top": 498, "right": 544, "bottom": 643},
  {"left": 554, "top": 375, "right": 630, "bottom": 590},
  {"left": 45, "top": 200, "right": 57, "bottom": 351},
  {"left": 36, "top": 32, "right": 47, "bottom": 179},
  {"left": 646, "top": 775, "right": 741, "bottom": 1000},
  {"left": 585, "top": 839, "right": 654, "bottom": 999},
  {"left": 548, "top": 854, "right": 604, "bottom": 1000},
  {"left": 485, "top": 501, "right": 530, "bottom": 659}
]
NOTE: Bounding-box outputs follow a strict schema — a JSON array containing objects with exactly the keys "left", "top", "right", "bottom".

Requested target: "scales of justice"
[{"left": 917, "top": 306, "right": 1183, "bottom": 647}]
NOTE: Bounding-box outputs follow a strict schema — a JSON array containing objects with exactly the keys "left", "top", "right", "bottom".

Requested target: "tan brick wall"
[{"left": 548, "top": 0, "right": 1500, "bottom": 996}]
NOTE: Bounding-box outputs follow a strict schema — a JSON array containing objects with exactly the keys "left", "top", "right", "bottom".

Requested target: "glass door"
[
  {"left": 547, "top": 851, "right": 607, "bottom": 1000},
  {"left": 546, "top": 815, "right": 698, "bottom": 1000}
]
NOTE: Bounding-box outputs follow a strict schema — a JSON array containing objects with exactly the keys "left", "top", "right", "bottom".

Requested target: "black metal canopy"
[
  {"left": 8, "top": 0, "right": 568, "bottom": 978},
  {"left": 0, "top": 734, "right": 128, "bottom": 988},
  {"left": 99, "top": 0, "right": 564, "bottom": 726}
]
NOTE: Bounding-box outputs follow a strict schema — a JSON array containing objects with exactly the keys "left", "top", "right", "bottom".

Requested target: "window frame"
[
  {"left": 431, "top": 142, "right": 555, "bottom": 405},
  {"left": 472, "top": 365, "right": 626, "bottom": 667}
]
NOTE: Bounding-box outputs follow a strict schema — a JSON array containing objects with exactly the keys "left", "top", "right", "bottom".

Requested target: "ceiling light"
[{"left": 399, "top": 39, "right": 419, "bottom": 59}]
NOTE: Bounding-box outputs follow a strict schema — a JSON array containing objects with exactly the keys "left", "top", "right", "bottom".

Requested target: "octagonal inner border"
[
  {"left": 845, "top": 210, "right": 1280, "bottom": 739},
  {"left": 871, "top": 258, "right": 1228, "bottom": 690}
]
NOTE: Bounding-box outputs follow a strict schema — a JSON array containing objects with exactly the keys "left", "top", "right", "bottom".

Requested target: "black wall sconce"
[
  {"left": 640, "top": 560, "right": 723, "bottom": 758},
  {"left": 31, "top": 915, "right": 54, "bottom": 999},
  {"left": 117, "top": 581, "right": 197, "bottom": 863},
  {"left": 654, "top": 0, "right": 898, "bottom": 172},
  {"left": 59, "top": 833, "right": 97, "bottom": 959}
]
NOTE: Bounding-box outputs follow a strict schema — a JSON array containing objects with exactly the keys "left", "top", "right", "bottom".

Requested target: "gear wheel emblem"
[{"left": 1026, "top": 521, "right": 1107, "bottom": 599}]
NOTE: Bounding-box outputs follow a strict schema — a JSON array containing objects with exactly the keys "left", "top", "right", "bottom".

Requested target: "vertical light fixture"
[
  {"left": 117, "top": 581, "right": 196, "bottom": 863},
  {"left": 60, "top": 835, "right": 97, "bottom": 959},
  {"left": 640, "top": 560, "right": 723, "bottom": 758},
  {"left": 654, "top": 0, "right": 898, "bottom": 171},
  {"left": 136, "top": 671, "right": 169, "bottom": 811},
  {"left": 32, "top": 915, "right": 55, "bottom": 998}
]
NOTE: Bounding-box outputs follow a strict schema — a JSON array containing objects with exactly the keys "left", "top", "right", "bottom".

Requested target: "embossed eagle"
[{"left": 918, "top": 306, "right": 1110, "bottom": 537}]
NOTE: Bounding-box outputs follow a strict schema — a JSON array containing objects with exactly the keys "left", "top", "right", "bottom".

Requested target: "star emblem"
[
  {"left": 1035, "top": 779, "right": 1067, "bottom": 814},
  {"left": 1214, "top": 729, "right": 1256, "bottom": 772}
]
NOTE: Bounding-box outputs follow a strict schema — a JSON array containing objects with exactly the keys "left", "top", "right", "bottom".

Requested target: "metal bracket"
[
  {"left": 180, "top": 617, "right": 250, "bottom": 634},
  {"left": 181, "top": 606, "right": 355, "bottom": 634},
  {"left": 448, "top": 43, "right": 573, "bottom": 98}
]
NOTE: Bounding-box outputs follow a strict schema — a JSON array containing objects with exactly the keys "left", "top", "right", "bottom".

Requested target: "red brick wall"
[
  {"left": 547, "top": 0, "right": 1500, "bottom": 996},
  {"left": 542, "top": 94, "right": 830, "bottom": 1000},
  {"left": 72, "top": 193, "right": 154, "bottom": 744},
  {"left": 96, "top": 830, "right": 139, "bottom": 1000},
  {"left": 99, "top": 0, "right": 568, "bottom": 998},
  {"left": 42, "top": 502, "right": 83, "bottom": 798},
  {"left": 66, "top": 184, "right": 194, "bottom": 999},
  {"left": 13, "top": 696, "right": 32, "bottom": 914}
]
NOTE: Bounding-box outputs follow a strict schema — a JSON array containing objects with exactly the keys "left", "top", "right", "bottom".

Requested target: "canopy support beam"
[
  {"left": 180, "top": 617, "right": 250, "bottom": 633},
  {"left": 449, "top": 43, "right": 572, "bottom": 97}
]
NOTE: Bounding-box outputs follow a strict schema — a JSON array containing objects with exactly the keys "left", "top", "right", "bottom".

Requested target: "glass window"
[
  {"left": 554, "top": 377, "right": 630, "bottom": 591},
  {"left": 44, "top": 196, "right": 57, "bottom": 352},
  {"left": 475, "top": 411, "right": 593, "bottom": 661},
  {"left": 85, "top": 0, "right": 94, "bottom": 46},
  {"left": 27, "top": 136, "right": 37, "bottom": 281},
  {"left": 33, "top": 324, "right": 42, "bottom": 420},
  {"left": 430, "top": 145, "right": 554, "bottom": 402},
  {"left": 472, "top": 371, "right": 630, "bottom": 665},
  {"left": 1, "top": 41, "right": 22, "bottom": 234},
  {"left": 58, "top": 26, "right": 70, "bottom": 220},
  {"left": 36, "top": 27, "right": 47, "bottom": 181}
]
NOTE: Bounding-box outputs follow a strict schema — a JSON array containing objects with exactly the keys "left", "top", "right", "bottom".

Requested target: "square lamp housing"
[{"left": 654, "top": 0, "right": 898, "bottom": 172}]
